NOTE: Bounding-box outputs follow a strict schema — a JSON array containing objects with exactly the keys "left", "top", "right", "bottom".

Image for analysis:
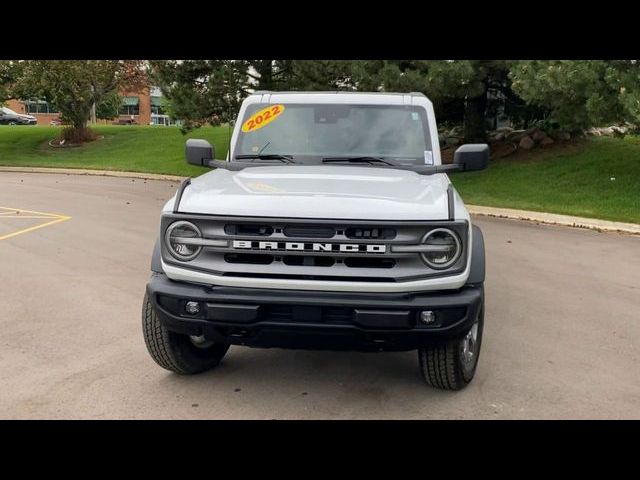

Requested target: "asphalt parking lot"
[{"left": 1, "top": 172, "right": 639, "bottom": 419}]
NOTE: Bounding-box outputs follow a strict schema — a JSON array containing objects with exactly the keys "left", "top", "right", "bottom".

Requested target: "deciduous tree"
[
  {"left": 13, "top": 60, "right": 146, "bottom": 142},
  {"left": 0, "top": 60, "right": 21, "bottom": 103}
]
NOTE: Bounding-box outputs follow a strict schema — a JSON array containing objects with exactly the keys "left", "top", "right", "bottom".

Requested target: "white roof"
[{"left": 247, "top": 91, "right": 432, "bottom": 106}]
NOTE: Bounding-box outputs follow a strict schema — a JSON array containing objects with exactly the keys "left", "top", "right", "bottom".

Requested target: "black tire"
[
  {"left": 141, "top": 293, "right": 229, "bottom": 374},
  {"left": 418, "top": 287, "right": 484, "bottom": 390}
]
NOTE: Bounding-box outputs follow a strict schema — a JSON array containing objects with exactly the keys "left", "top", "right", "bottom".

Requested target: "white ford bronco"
[{"left": 142, "top": 91, "right": 488, "bottom": 390}]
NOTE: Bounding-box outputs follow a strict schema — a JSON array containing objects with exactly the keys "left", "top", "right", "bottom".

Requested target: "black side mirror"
[
  {"left": 453, "top": 144, "right": 489, "bottom": 172},
  {"left": 185, "top": 139, "right": 215, "bottom": 167}
]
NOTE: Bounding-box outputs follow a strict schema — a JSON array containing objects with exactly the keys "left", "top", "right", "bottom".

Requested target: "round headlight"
[
  {"left": 165, "top": 221, "right": 202, "bottom": 261},
  {"left": 421, "top": 228, "right": 461, "bottom": 269}
]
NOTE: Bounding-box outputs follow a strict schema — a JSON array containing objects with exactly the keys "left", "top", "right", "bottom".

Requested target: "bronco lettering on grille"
[{"left": 232, "top": 240, "right": 386, "bottom": 254}]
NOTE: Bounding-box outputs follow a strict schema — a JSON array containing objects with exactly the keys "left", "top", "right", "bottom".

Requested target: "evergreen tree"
[{"left": 510, "top": 60, "right": 640, "bottom": 130}]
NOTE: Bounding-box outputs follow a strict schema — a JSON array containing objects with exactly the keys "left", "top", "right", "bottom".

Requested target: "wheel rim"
[
  {"left": 189, "top": 334, "right": 214, "bottom": 349},
  {"left": 460, "top": 321, "right": 479, "bottom": 366}
]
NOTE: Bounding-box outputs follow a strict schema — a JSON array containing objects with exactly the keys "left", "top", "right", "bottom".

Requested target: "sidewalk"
[{"left": 467, "top": 205, "right": 640, "bottom": 235}]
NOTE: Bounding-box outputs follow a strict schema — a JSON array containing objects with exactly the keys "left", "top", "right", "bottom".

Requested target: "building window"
[
  {"left": 119, "top": 96, "right": 140, "bottom": 116},
  {"left": 120, "top": 105, "right": 140, "bottom": 115},
  {"left": 24, "top": 100, "right": 59, "bottom": 114},
  {"left": 150, "top": 96, "right": 164, "bottom": 115}
]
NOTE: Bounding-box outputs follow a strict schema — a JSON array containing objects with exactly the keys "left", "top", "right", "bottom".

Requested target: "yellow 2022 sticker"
[{"left": 241, "top": 105, "right": 285, "bottom": 133}]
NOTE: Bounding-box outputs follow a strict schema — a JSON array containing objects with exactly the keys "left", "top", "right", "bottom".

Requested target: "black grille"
[
  {"left": 222, "top": 272, "right": 396, "bottom": 282},
  {"left": 283, "top": 225, "right": 336, "bottom": 238},
  {"left": 223, "top": 254, "right": 393, "bottom": 269},
  {"left": 345, "top": 227, "right": 396, "bottom": 239},
  {"left": 263, "top": 305, "right": 352, "bottom": 324},
  {"left": 344, "top": 257, "right": 396, "bottom": 269},
  {"left": 224, "top": 253, "right": 273, "bottom": 264},
  {"left": 283, "top": 255, "right": 335, "bottom": 267},
  {"left": 224, "top": 224, "right": 274, "bottom": 236}
]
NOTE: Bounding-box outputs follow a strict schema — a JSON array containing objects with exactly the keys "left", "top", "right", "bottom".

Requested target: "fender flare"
[
  {"left": 467, "top": 225, "right": 485, "bottom": 285},
  {"left": 151, "top": 238, "right": 163, "bottom": 273}
]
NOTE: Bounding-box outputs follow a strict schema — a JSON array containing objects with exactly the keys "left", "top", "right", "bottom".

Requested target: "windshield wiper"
[
  {"left": 235, "top": 154, "right": 295, "bottom": 163},
  {"left": 212, "top": 155, "right": 462, "bottom": 174},
  {"left": 322, "top": 156, "right": 398, "bottom": 166}
]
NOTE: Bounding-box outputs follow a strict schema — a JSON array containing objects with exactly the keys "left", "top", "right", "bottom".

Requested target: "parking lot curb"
[
  {"left": 0, "top": 166, "right": 186, "bottom": 182},
  {"left": 467, "top": 205, "right": 640, "bottom": 235}
]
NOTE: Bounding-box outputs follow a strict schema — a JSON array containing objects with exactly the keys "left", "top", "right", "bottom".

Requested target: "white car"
[{"left": 142, "top": 91, "right": 488, "bottom": 390}]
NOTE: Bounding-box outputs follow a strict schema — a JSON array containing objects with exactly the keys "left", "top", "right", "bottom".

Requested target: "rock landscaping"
[{"left": 438, "top": 123, "right": 638, "bottom": 161}]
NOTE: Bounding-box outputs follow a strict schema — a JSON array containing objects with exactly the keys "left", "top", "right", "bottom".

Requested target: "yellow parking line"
[
  {"left": 0, "top": 206, "right": 66, "bottom": 218},
  {"left": 0, "top": 215, "right": 63, "bottom": 219},
  {"left": 0, "top": 215, "right": 71, "bottom": 241},
  {"left": 0, "top": 206, "right": 71, "bottom": 241}
]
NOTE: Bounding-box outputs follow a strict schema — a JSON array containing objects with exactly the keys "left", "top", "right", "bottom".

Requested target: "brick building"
[{"left": 5, "top": 86, "right": 177, "bottom": 126}]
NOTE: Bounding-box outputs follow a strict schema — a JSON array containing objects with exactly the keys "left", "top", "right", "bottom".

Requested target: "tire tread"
[
  {"left": 142, "top": 292, "right": 228, "bottom": 374},
  {"left": 142, "top": 293, "right": 188, "bottom": 373},
  {"left": 418, "top": 288, "right": 484, "bottom": 391},
  {"left": 419, "top": 341, "right": 464, "bottom": 390}
]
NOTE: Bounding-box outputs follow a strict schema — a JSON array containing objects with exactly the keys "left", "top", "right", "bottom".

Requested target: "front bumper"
[{"left": 146, "top": 273, "right": 483, "bottom": 352}]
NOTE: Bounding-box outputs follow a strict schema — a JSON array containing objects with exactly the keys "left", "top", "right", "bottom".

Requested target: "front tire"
[
  {"left": 418, "top": 288, "right": 484, "bottom": 390},
  {"left": 142, "top": 293, "right": 229, "bottom": 374}
]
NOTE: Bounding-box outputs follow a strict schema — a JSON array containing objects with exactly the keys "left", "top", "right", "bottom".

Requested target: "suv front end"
[
  {"left": 148, "top": 212, "right": 484, "bottom": 352},
  {"left": 142, "top": 92, "right": 488, "bottom": 390}
]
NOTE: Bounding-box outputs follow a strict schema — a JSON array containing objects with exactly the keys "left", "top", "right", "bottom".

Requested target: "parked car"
[
  {"left": 112, "top": 116, "right": 138, "bottom": 125},
  {"left": 0, "top": 107, "right": 37, "bottom": 125},
  {"left": 142, "top": 91, "right": 489, "bottom": 390}
]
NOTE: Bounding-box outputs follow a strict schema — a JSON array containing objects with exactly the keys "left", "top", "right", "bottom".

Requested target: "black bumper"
[{"left": 146, "top": 273, "right": 483, "bottom": 352}]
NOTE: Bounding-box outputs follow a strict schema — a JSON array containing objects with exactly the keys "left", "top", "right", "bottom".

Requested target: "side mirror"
[
  {"left": 453, "top": 144, "right": 489, "bottom": 172},
  {"left": 185, "top": 138, "right": 215, "bottom": 167}
]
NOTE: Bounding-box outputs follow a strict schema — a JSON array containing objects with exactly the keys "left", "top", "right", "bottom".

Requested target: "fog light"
[
  {"left": 420, "top": 310, "right": 436, "bottom": 325},
  {"left": 185, "top": 301, "right": 200, "bottom": 315}
]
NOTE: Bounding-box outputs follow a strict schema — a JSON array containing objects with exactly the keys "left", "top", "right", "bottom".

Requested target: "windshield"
[
  {"left": 234, "top": 103, "right": 433, "bottom": 164},
  {"left": 0, "top": 107, "right": 18, "bottom": 115}
]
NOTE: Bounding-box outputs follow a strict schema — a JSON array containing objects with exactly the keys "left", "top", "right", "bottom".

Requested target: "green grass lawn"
[
  {"left": 451, "top": 136, "right": 640, "bottom": 224},
  {"left": 0, "top": 125, "right": 231, "bottom": 177},
  {"left": 1, "top": 125, "right": 639, "bottom": 223}
]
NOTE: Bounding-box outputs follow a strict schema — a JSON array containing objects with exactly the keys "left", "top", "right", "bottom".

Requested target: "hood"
[
  {"left": 19, "top": 114, "right": 36, "bottom": 120},
  {"left": 174, "top": 165, "right": 452, "bottom": 221}
]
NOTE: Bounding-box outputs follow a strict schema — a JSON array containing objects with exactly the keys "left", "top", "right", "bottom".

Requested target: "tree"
[
  {"left": 439, "top": 61, "right": 509, "bottom": 142},
  {"left": 510, "top": 60, "right": 640, "bottom": 130},
  {"left": 287, "top": 60, "right": 356, "bottom": 90},
  {"left": 95, "top": 91, "right": 121, "bottom": 121},
  {"left": 0, "top": 60, "right": 22, "bottom": 103},
  {"left": 349, "top": 60, "right": 518, "bottom": 142},
  {"left": 147, "top": 59, "right": 640, "bottom": 142},
  {"left": 247, "top": 60, "right": 293, "bottom": 90},
  {"left": 13, "top": 60, "right": 146, "bottom": 142},
  {"left": 150, "top": 60, "right": 252, "bottom": 131},
  {"left": 150, "top": 60, "right": 358, "bottom": 131}
]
